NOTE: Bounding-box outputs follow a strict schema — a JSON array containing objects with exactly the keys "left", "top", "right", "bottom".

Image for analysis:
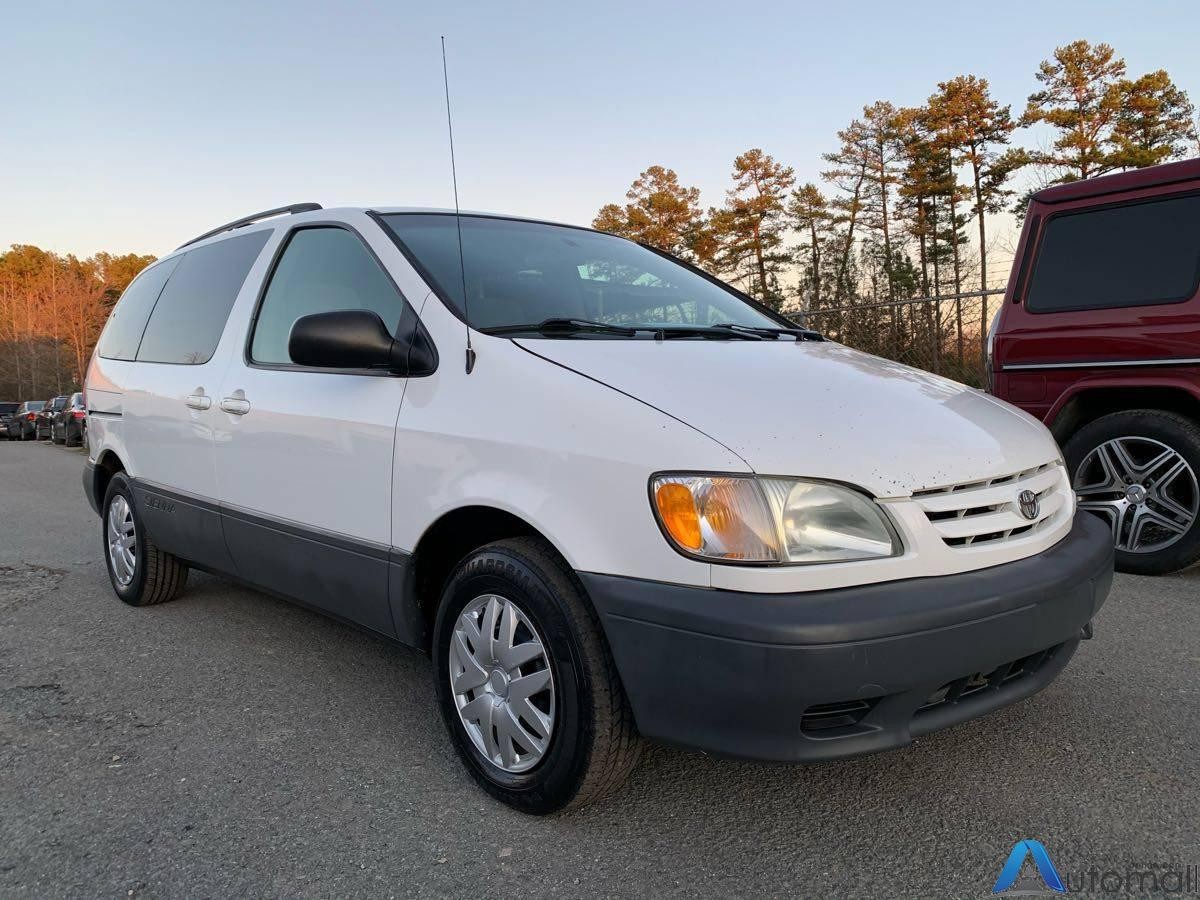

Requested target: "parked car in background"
[
  {"left": 0, "top": 402, "right": 19, "bottom": 439},
  {"left": 36, "top": 396, "right": 69, "bottom": 441},
  {"left": 51, "top": 392, "right": 87, "bottom": 447},
  {"left": 83, "top": 202, "right": 1112, "bottom": 813},
  {"left": 7, "top": 400, "right": 45, "bottom": 440},
  {"left": 990, "top": 157, "right": 1200, "bottom": 575}
]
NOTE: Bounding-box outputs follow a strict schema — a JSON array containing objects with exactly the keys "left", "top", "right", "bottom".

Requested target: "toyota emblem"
[{"left": 1017, "top": 489, "right": 1040, "bottom": 520}]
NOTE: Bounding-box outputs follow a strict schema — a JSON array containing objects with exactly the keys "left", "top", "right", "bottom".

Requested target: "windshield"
[
  {"left": 380, "top": 214, "right": 783, "bottom": 334},
  {"left": 25, "top": 401, "right": 44, "bottom": 412}
]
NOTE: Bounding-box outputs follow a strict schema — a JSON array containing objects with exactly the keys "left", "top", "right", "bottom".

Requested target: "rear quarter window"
[
  {"left": 1025, "top": 193, "right": 1200, "bottom": 313},
  {"left": 136, "top": 230, "right": 271, "bottom": 365},
  {"left": 97, "top": 257, "right": 181, "bottom": 360}
]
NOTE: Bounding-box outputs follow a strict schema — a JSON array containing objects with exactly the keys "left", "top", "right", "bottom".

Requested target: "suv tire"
[
  {"left": 1064, "top": 409, "right": 1200, "bottom": 575},
  {"left": 432, "top": 537, "right": 641, "bottom": 814},
  {"left": 101, "top": 472, "right": 189, "bottom": 606}
]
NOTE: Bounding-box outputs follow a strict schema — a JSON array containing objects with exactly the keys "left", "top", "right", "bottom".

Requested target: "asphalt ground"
[{"left": 1, "top": 440, "right": 1198, "bottom": 898}]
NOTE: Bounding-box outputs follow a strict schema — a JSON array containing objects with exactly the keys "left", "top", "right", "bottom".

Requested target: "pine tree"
[
  {"left": 857, "top": 102, "right": 904, "bottom": 302},
  {"left": 710, "top": 149, "right": 795, "bottom": 307},
  {"left": 1021, "top": 40, "right": 1126, "bottom": 181},
  {"left": 787, "top": 184, "right": 831, "bottom": 311},
  {"left": 926, "top": 76, "right": 1025, "bottom": 297},
  {"left": 895, "top": 107, "right": 943, "bottom": 297},
  {"left": 1109, "top": 70, "right": 1197, "bottom": 169},
  {"left": 592, "top": 165, "right": 714, "bottom": 263},
  {"left": 822, "top": 117, "right": 873, "bottom": 302}
]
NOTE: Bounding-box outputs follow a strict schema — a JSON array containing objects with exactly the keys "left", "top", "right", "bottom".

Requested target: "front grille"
[
  {"left": 912, "top": 462, "right": 1071, "bottom": 548},
  {"left": 916, "top": 644, "right": 1064, "bottom": 715},
  {"left": 800, "top": 698, "right": 877, "bottom": 735}
]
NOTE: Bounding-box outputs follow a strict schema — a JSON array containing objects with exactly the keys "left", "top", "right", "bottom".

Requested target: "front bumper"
[{"left": 582, "top": 513, "right": 1113, "bottom": 762}]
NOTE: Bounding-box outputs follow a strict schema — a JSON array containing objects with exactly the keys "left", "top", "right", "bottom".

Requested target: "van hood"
[{"left": 515, "top": 338, "right": 1059, "bottom": 498}]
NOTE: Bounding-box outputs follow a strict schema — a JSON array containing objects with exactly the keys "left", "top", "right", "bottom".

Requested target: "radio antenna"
[{"left": 441, "top": 36, "right": 475, "bottom": 374}]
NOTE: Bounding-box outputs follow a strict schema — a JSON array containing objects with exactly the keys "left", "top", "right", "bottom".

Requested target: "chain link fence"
[{"left": 782, "top": 288, "right": 1006, "bottom": 388}]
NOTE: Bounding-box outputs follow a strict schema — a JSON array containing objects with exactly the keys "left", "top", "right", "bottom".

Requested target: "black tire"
[
  {"left": 101, "top": 472, "right": 189, "bottom": 606},
  {"left": 432, "top": 537, "right": 641, "bottom": 814},
  {"left": 52, "top": 429, "right": 65, "bottom": 445},
  {"left": 1064, "top": 409, "right": 1200, "bottom": 575}
]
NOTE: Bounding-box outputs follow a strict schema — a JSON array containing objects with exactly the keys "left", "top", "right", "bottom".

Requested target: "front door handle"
[
  {"left": 220, "top": 397, "right": 251, "bottom": 415},
  {"left": 185, "top": 393, "right": 212, "bottom": 411}
]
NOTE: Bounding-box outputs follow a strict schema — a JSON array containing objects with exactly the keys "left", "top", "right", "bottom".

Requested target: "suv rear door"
[{"left": 211, "top": 221, "right": 413, "bottom": 636}]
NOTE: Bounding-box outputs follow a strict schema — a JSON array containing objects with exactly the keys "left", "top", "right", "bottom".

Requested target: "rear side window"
[
  {"left": 97, "top": 257, "right": 180, "bottom": 360},
  {"left": 1026, "top": 194, "right": 1200, "bottom": 313},
  {"left": 137, "top": 230, "right": 271, "bottom": 365},
  {"left": 250, "top": 227, "right": 407, "bottom": 366}
]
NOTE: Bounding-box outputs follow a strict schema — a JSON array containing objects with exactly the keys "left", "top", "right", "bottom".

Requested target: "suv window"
[
  {"left": 97, "top": 257, "right": 180, "bottom": 360},
  {"left": 1026, "top": 193, "right": 1200, "bottom": 313},
  {"left": 136, "top": 230, "right": 271, "bottom": 365},
  {"left": 250, "top": 227, "right": 407, "bottom": 366}
]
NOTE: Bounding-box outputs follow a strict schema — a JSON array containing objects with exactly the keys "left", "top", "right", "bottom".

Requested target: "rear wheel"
[
  {"left": 101, "top": 473, "right": 189, "bottom": 606},
  {"left": 432, "top": 537, "right": 641, "bottom": 814},
  {"left": 1065, "top": 409, "right": 1200, "bottom": 575}
]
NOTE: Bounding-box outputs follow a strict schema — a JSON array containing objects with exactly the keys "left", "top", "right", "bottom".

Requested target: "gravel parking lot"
[{"left": 1, "top": 441, "right": 1198, "bottom": 898}]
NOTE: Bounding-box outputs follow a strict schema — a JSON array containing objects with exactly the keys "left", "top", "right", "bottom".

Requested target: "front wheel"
[
  {"left": 1065, "top": 409, "right": 1200, "bottom": 575},
  {"left": 432, "top": 537, "right": 641, "bottom": 814}
]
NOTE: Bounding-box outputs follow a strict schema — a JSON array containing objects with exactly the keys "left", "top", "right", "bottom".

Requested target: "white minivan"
[{"left": 84, "top": 203, "right": 1113, "bottom": 813}]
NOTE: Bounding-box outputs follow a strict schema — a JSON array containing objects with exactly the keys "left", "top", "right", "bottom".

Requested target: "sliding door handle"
[
  {"left": 185, "top": 393, "right": 212, "bottom": 411},
  {"left": 220, "top": 397, "right": 251, "bottom": 415}
]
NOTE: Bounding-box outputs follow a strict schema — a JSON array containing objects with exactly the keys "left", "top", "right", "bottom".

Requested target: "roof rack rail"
[{"left": 177, "top": 202, "right": 323, "bottom": 250}]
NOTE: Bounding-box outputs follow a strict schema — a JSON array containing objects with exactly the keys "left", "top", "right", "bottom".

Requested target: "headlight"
[{"left": 651, "top": 474, "right": 899, "bottom": 565}]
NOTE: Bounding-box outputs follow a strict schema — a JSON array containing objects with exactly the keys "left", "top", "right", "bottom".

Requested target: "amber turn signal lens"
[{"left": 655, "top": 482, "right": 702, "bottom": 550}]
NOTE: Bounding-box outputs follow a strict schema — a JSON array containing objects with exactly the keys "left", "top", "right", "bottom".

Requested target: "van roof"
[
  {"left": 175, "top": 204, "right": 586, "bottom": 253},
  {"left": 1033, "top": 157, "right": 1200, "bottom": 205}
]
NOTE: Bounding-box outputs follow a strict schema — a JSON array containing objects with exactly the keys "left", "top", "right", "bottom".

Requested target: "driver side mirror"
[{"left": 288, "top": 309, "right": 437, "bottom": 377}]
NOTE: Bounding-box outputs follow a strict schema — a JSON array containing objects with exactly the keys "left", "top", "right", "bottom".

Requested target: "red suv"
[{"left": 990, "top": 157, "right": 1200, "bottom": 575}]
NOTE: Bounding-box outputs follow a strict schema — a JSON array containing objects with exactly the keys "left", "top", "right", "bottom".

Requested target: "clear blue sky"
[{"left": 3, "top": 0, "right": 1198, "bottom": 260}]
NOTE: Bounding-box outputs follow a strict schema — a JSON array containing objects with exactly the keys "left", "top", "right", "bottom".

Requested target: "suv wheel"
[
  {"left": 102, "top": 473, "right": 189, "bottom": 605},
  {"left": 1065, "top": 409, "right": 1200, "bottom": 575},
  {"left": 432, "top": 537, "right": 641, "bottom": 814}
]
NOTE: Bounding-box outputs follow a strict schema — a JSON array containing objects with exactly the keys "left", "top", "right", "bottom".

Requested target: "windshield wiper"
[
  {"left": 710, "top": 323, "right": 826, "bottom": 342},
  {"left": 481, "top": 319, "right": 763, "bottom": 340},
  {"left": 482, "top": 318, "right": 639, "bottom": 337},
  {"left": 654, "top": 325, "right": 762, "bottom": 340}
]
